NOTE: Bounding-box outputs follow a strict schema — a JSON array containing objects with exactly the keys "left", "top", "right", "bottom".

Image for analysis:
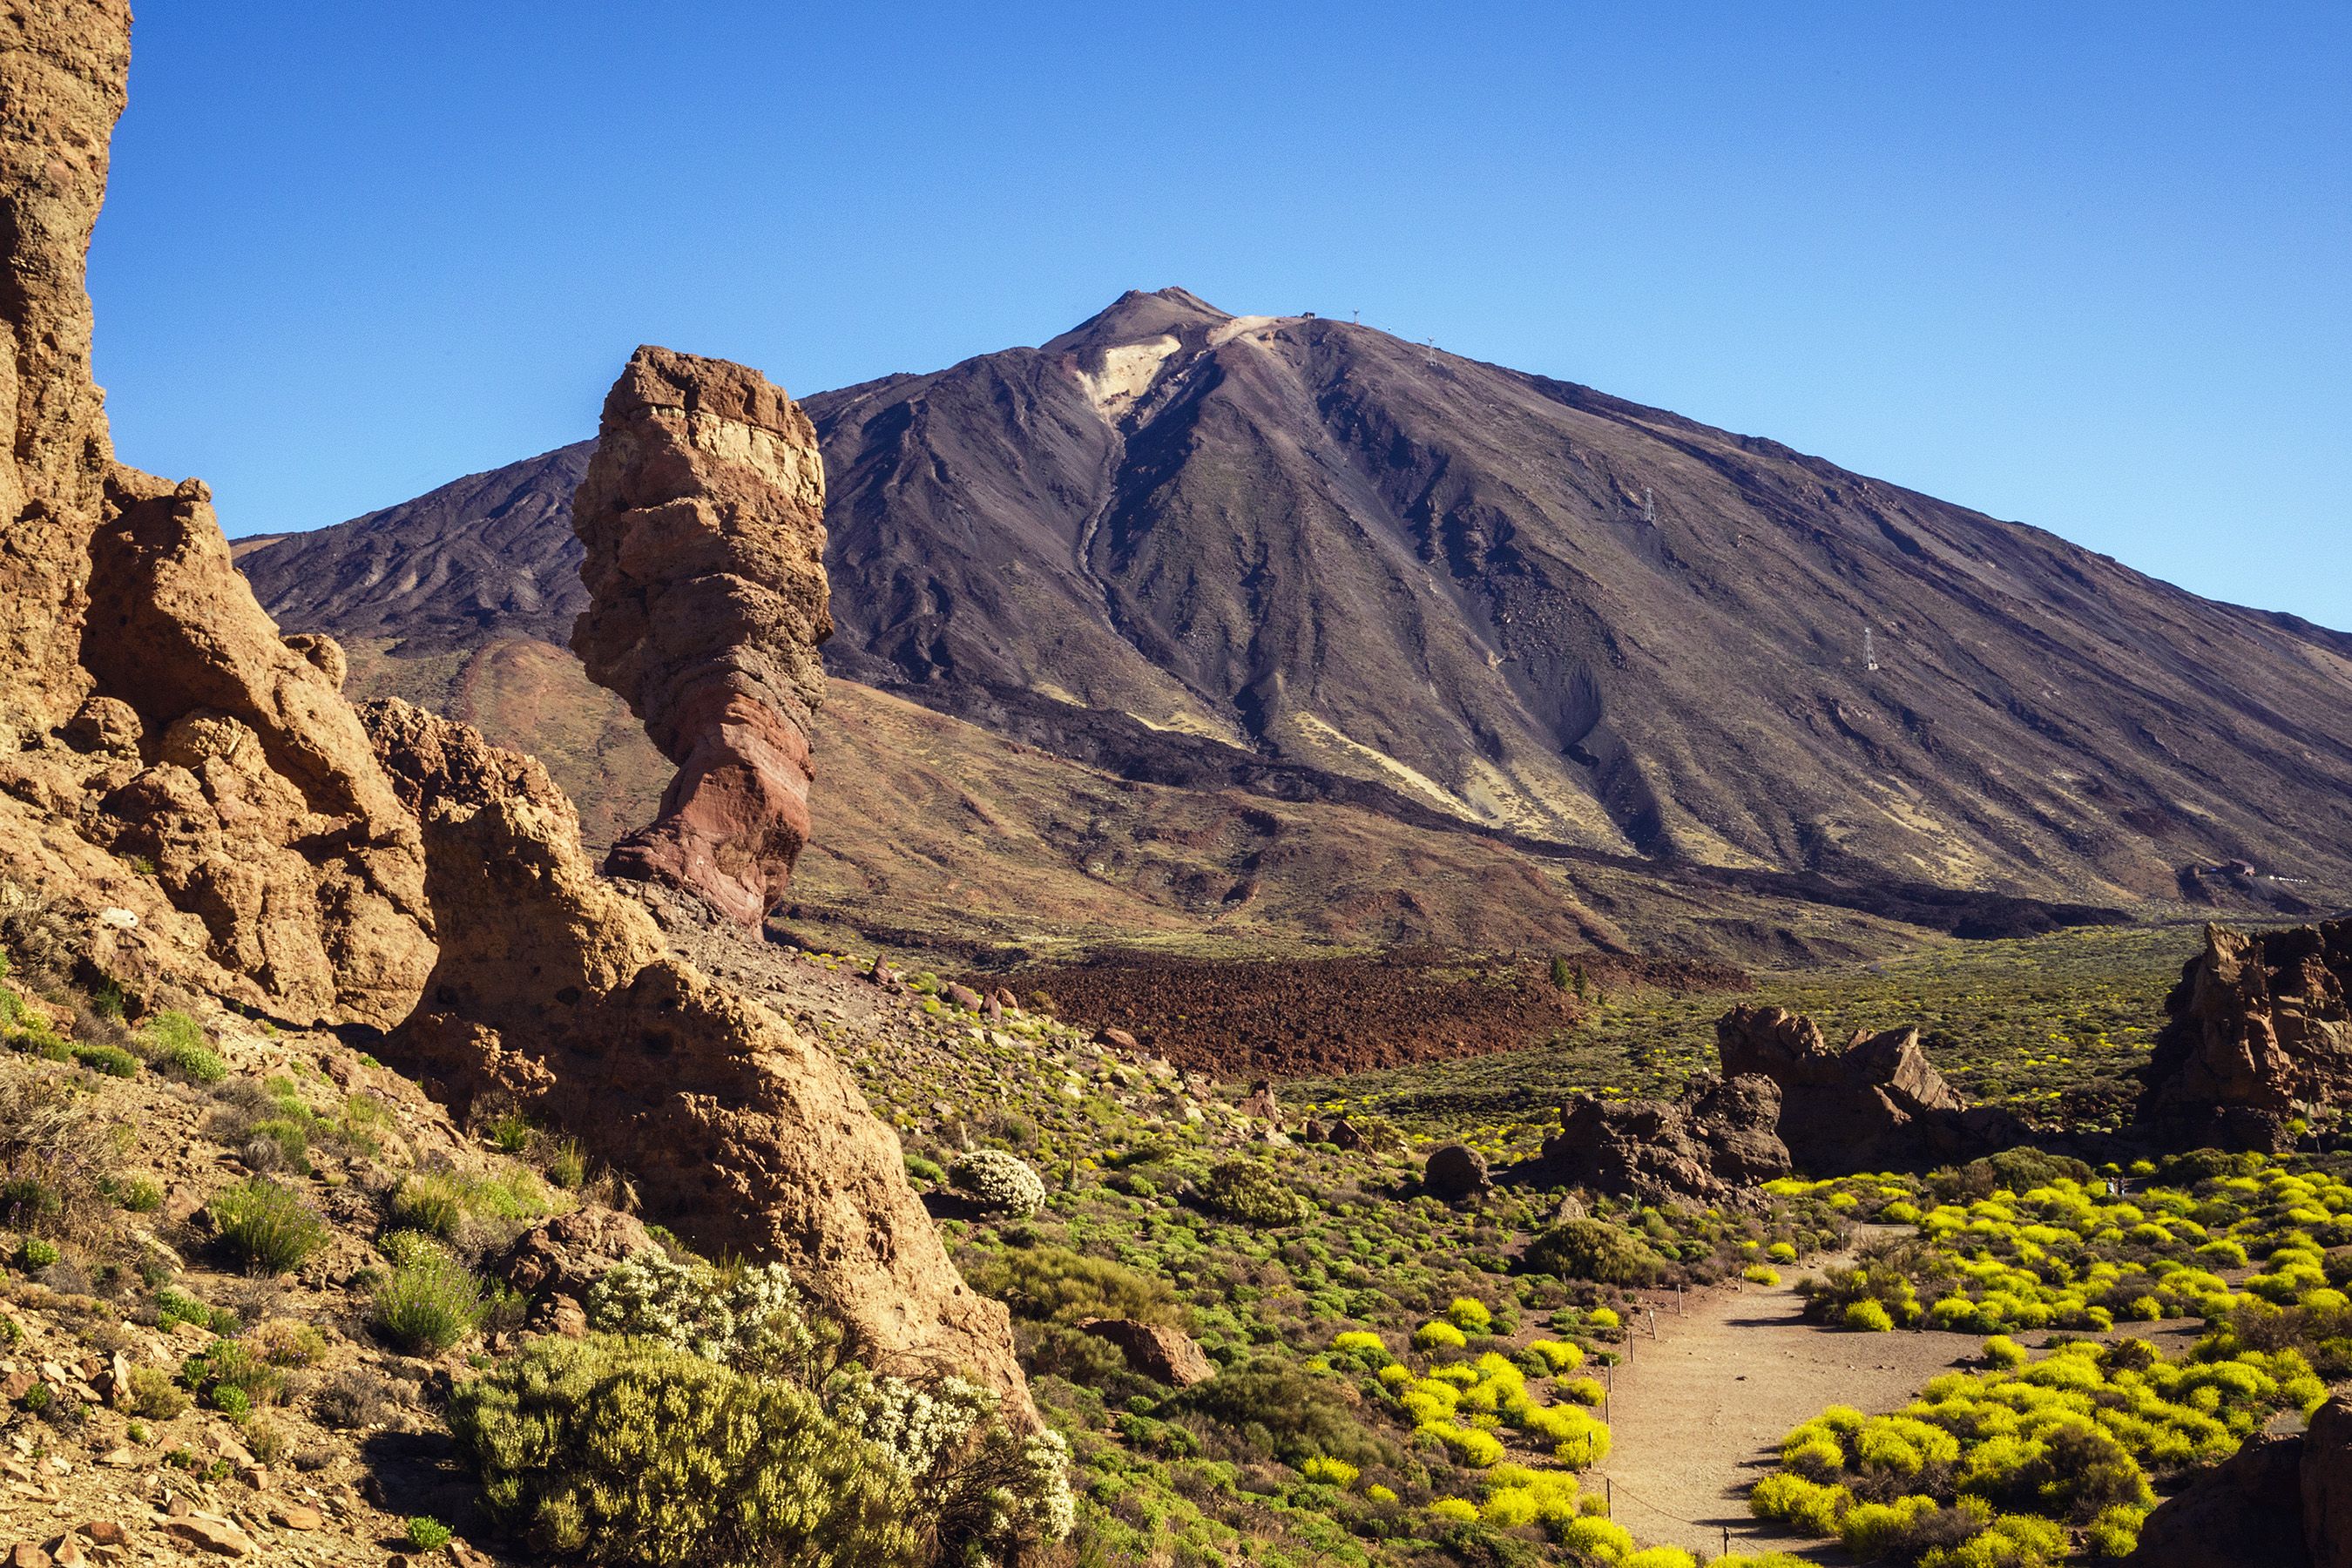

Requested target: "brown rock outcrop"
[
  {"left": 570, "top": 346, "right": 831, "bottom": 926},
  {"left": 2124, "top": 1429, "right": 2310, "bottom": 1567},
  {"left": 1078, "top": 1319, "right": 1215, "bottom": 1387},
  {"left": 1514, "top": 1074, "right": 1790, "bottom": 1203},
  {"left": 2136, "top": 922, "right": 2352, "bottom": 1154},
  {"left": 2308, "top": 1394, "right": 2352, "bottom": 1568},
  {"left": 0, "top": 0, "right": 129, "bottom": 739},
  {"left": 1717, "top": 1004, "right": 2023, "bottom": 1174},
  {"left": 497, "top": 1207, "right": 657, "bottom": 1301},
  {"left": 0, "top": 3, "right": 431, "bottom": 1026},
  {"left": 361, "top": 699, "right": 1027, "bottom": 1414},
  {"left": 1423, "top": 1144, "right": 1492, "bottom": 1202}
]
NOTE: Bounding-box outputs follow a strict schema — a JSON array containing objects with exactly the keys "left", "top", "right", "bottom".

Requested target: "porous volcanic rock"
[
  {"left": 1717, "top": 1004, "right": 2022, "bottom": 1174},
  {"left": 0, "top": 2, "right": 432, "bottom": 1026},
  {"left": 2136, "top": 922, "right": 2352, "bottom": 1154},
  {"left": 1513, "top": 1074, "right": 1790, "bottom": 1203},
  {"left": 570, "top": 346, "right": 832, "bottom": 926},
  {"left": 2124, "top": 1429, "right": 2310, "bottom": 1567},
  {"left": 361, "top": 698, "right": 1027, "bottom": 1414},
  {"left": 1078, "top": 1319, "right": 1215, "bottom": 1387}
]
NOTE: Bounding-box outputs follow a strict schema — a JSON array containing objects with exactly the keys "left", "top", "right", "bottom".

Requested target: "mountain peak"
[{"left": 1044, "top": 287, "right": 1232, "bottom": 355}]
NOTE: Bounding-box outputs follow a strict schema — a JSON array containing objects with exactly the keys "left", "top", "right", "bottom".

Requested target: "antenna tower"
[
  {"left": 1863, "top": 625, "right": 1879, "bottom": 672},
  {"left": 1423, "top": 337, "right": 1438, "bottom": 368},
  {"left": 1640, "top": 487, "right": 1656, "bottom": 525}
]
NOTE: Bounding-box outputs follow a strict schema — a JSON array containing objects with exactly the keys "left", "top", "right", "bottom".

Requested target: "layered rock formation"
[
  {"left": 361, "top": 699, "right": 1027, "bottom": 1413},
  {"left": 2136, "top": 922, "right": 2352, "bottom": 1153},
  {"left": 1514, "top": 1076, "right": 1790, "bottom": 1203},
  {"left": 1716, "top": 1005, "right": 2022, "bottom": 1174},
  {"left": 0, "top": 2, "right": 431, "bottom": 1025},
  {"left": 570, "top": 347, "right": 832, "bottom": 925}
]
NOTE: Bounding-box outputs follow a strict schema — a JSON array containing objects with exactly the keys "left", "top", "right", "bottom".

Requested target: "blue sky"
[{"left": 91, "top": 3, "right": 2350, "bottom": 628}]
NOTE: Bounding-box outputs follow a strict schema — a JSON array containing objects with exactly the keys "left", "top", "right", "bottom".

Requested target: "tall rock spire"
[{"left": 570, "top": 346, "right": 832, "bottom": 925}]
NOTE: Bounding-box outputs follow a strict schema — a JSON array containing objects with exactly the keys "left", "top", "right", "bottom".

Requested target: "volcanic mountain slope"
[{"left": 240, "top": 287, "right": 2352, "bottom": 914}]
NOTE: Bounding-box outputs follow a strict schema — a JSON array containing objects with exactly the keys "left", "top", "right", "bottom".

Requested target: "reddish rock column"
[{"left": 571, "top": 346, "right": 832, "bottom": 925}]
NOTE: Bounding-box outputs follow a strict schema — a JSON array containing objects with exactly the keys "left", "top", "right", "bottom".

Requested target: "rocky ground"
[{"left": 0, "top": 983, "right": 589, "bottom": 1566}]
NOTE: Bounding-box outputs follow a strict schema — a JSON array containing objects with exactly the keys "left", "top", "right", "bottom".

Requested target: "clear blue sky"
[{"left": 91, "top": 3, "right": 2350, "bottom": 629}]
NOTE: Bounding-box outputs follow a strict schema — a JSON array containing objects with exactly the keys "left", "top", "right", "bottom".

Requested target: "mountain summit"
[{"left": 241, "top": 289, "right": 2352, "bottom": 913}]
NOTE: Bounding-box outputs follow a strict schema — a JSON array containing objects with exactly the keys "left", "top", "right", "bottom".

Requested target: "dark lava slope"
[{"left": 240, "top": 287, "right": 2352, "bottom": 908}]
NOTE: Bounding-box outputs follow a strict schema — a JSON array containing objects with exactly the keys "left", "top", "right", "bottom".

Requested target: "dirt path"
[{"left": 1592, "top": 1262, "right": 1984, "bottom": 1562}]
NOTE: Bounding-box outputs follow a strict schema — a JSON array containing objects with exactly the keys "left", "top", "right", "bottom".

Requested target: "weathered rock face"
[
  {"left": 1717, "top": 1004, "right": 2022, "bottom": 1174},
  {"left": 2137, "top": 923, "right": 2352, "bottom": 1154},
  {"left": 1515, "top": 1074, "right": 1790, "bottom": 1203},
  {"left": 570, "top": 346, "right": 832, "bottom": 926},
  {"left": 2124, "top": 1429, "right": 2311, "bottom": 1567},
  {"left": 0, "top": 3, "right": 433, "bottom": 1026},
  {"left": 2308, "top": 1395, "right": 2352, "bottom": 1568},
  {"left": 78, "top": 468, "right": 433, "bottom": 1024},
  {"left": 0, "top": 0, "right": 129, "bottom": 739},
  {"left": 361, "top": 699, "right": 1028, "bottom": 1415}
]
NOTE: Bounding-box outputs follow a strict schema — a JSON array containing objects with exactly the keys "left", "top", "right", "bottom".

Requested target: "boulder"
[
  {"left": 1423, "top": 1144, "right": 1491, "bottom": 1202},
  {"left": 2125, "top": 1430, "right": 2308, "bottom": 1567},
  {"left": 1237, "top": 1080, "right": 1281, "bottom": 1124},
  {"left": 1511, "top": 1073, "right": 1791, "bottom": 1203},
  {"left": 570, "top": 346, "right": 832, "bottom": 927},
  {"left": 362, "top": 699, "right": 1030, "bottom": 1417},
  {"left": 2308, "top": 1394, "right": 2352, "bottom": 1568},
  {"left": 497, "top": 1206, "right": 656, "bottom": 1300},
  {"left": 1326, "top": 1117, "right": 1364, "bottom": 1150},
  {"left": 2137, "top": 922, "right": 2352, "bottom": 1153},
  {"left": 1717, "top": 1005, "right": 2021, "bottom": 1174},
  {"left": 1078, "top": 1318, "right": 1215, "bottom": 1387}
]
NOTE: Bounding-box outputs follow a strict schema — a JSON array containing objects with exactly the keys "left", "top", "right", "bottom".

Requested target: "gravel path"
[{"left": 1591, "top": 1263, "right": 1983, "bottom": 1563}]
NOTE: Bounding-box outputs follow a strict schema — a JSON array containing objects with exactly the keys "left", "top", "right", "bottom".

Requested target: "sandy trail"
[{"left": 1591, "top": 1262, "right": 1984, "bottom": 1562}]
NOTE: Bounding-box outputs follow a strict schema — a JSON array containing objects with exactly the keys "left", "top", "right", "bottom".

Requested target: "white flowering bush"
[
  {"left": 841, "top": 1371, "right": 1077, "bottom": 1564},
  {"left": 521, "top": 1248, "right": 1074, "bottom": 1565},
  {"left": 585, "top": 1250, "right": 815, "bottom": 1377},
  {"left": 950, "top": 1149, "right": 1047, "bottom": 1218}
]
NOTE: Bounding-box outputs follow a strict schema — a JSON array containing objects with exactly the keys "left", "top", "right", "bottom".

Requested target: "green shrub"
[
  {"left": 16, "top": 1236, "right": 58, "bottom": 1269},
  {"left": 143, "top": 1011, "right": 226, "bottom": 1083},
  {"left": 1168, "top": 1359, "right": 1394, "bottom": 1469},
  {"left": 389, "top": 1173, "right": 466, "bottom": 1239},
  {"left": 1843, "top": 1299, "right": 1896, "bottom": 1333},
  {"left": 1193, "top": 1159, "right": 1312, "bottom": 1227},
  {"left": 450, "top": 1335, "right": 918, "bottom": 1566},
  {"left": 107, "top": 1173, "right": 163, "bottom": 1212},
  {"left": 484, "top": 1112, "right": 534, "bottom": 1155},
  {"left": 1445, "top": 1295, "right": 1492, "bottom": 1333},
  {"left": 962, "top": 1245, "right": 1180, "bottom": 1326},
  {"left": 543, "top": 1137, "right": 588, "bottom": 1190},
  {"left": 207, "top": 1179, "right": 326, "bottom": 1273},
  {"left": 404, "top": 1517, "right": 453, "bottom": 1552},
  {"left": 1523, "top": 1219, "right": 1667, "bottom": 1286},
  {"left": 71, "top": 1044, "right": 139, "bottom": 1078},
  {"left": 372, "top": 1254, "right": 485, "bottom": 1353},
  {"left": 157, "top": 1288, "right": 239, "bottom": 1336},
  {"left": 126, "top": 1365, "right": 191, "bottom": 1419}
]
